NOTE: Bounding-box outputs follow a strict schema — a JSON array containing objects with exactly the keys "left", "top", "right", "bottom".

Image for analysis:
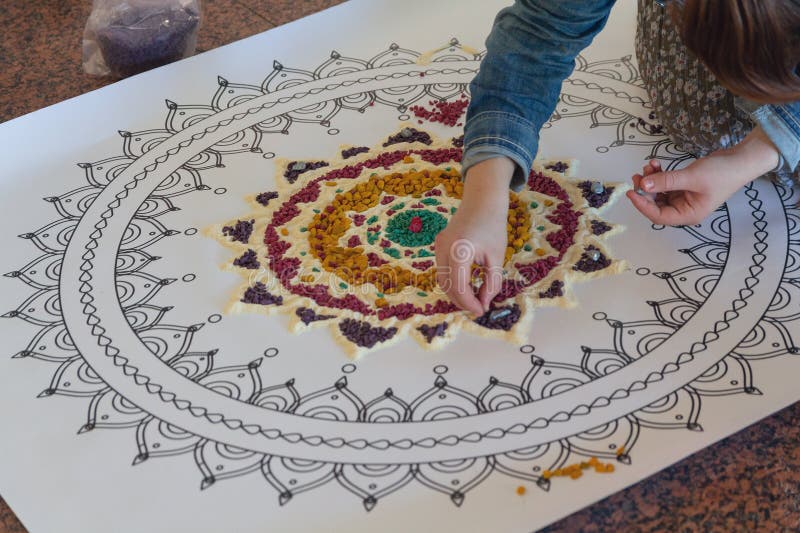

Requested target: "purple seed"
[{"left": 222, "top": 219, "right": 254, "bottom": 243}]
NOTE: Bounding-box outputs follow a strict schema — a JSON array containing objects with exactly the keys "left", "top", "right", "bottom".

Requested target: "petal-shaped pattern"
[
  {"left": 120, "top": 217, "right": 180, "bottom": 251},
  {"left": 252, "top": 378, "right": 301, "bottom": 412},
  {"left": 361, "top": 388, "right": 410, "bottom": 422},
  {"left": 212, "top": 77, "right": 264, "bottom": 110},
  {"left": 195, "top": 441, "right": 263, "bottom": 489},
  {"left": 608, "top": 318, "right": 677, "bottom": 358},
  {"left": 139, "top": 323, "right": 201, "bottom": 359},
  {"left": 120, "top": 129, "right": 171, "bottom": 158},
  {"left": 691, "top": 355, "right": 760, "bottom": 396},
  {"left": 415, "top": 457, "right": 493, "bottom": 507},
  {"left": 115, "top": 249, "right": 161, "bottom": 275},
  {"left": 15, "top": 323, "right": 76, "bottom": 362},
  {"left": 580, "top": 346, "right": 633, "bottom": 378},
  {"left": 566, "top": 416, "right": 639, "bottom": 463},
  {"left": 134, "top": 417, "right": 201, "bottom": 464},
  {"left": 262, "top": 456, "right": 336, "bottom": 506},
  {"left": 43, "top": 186, "right": 99, "bottom": 219},
  {"left": 477, "top": 376, "right": 529, "bottom": 412},
  {"left": 5, "top": 252, "right": 63, "bottom": 290},
  {"left": 41, "top": 355, "right": 106, "bottom": 398},
  {"left": 167, "top": 350, "right": 217, "bottom": 381},
  {"left": 314, "top": 50, "right": 368, "bottom": 78},
  {"left": 116, "top": 272, "right": 175, "bottom": 309},
  {"left": 165, "top": 101, "right": 216, "bottom": 133},
  {"left": 654, "top": 265, "right": 722, "bottom": 303},
  {"left": 647, "top": 298, "right": 699, "bottom": 328},
  {"left": 494, "top": 442, "right": 570, "bottom": 489},
  {"left": 636, "top": 388, "right": 702, "bottom": 430},
  {"left": 294, "top": 377, "right": 364, "bottom": 421},
  {"left": 198, "top": 359, "right": 263, "bottom": 402},
  {"left": 18, "top": 218, "right": 77, "bottom": 254},
  {"left": 336, "top": 463, "right": 414, "bottom": 511},
  {"left": 734, "top": 319, "right": 799, "bottom": 360},
  {"left": 6, "top": 287, "right": 62, "bottom": 326},
  {"left": 86, "top": 389, "right": 146, "bottom": 431},
  {"left": 409, "top": 376, "right": 479, "bottom": 421},
  {"left": 523, "top": 356, "right": 592, "bottom": 401},
  {"left": 152, "top": 166, "right": 208, "bottom": 197},
  {"left": 77, "top": 156, "right": 134, "bottom": 187}
]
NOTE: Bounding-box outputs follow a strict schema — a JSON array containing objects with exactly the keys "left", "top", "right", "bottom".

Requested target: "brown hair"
[{"left": 676, "top": 0, "right": 800, "bottom": 104}]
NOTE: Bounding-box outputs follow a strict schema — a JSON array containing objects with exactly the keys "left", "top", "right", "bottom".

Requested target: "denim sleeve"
[
  {"left": 462, "top": 0, "right": 616, "bottom": 190},
  {"left": 751, "top": 101, "right": 800, "bottom": 173}
]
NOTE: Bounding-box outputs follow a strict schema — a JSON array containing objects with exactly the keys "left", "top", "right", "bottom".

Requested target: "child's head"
[{"left": 674, "top": 0, "right": 799, "bottom": 104}]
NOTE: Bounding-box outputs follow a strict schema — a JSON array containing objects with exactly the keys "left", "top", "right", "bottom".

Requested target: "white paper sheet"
[{"left": 1, "top": 1, "right": 799, "bottom": 531}]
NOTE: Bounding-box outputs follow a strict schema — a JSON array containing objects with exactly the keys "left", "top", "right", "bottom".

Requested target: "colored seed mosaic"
[{"left": 218, "top": 130, "right": 625, "bottom": 356}]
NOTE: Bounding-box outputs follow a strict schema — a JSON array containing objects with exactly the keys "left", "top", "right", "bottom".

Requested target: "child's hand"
[
  {"left": 626, "top": 127, "right": 780, "bottom": 226},
  {"left": 435, "top": 157, "right": 515, "bottom": 315}
]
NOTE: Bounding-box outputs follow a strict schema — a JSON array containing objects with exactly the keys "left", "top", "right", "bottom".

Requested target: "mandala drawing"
[
  {"left": 3, "top": 31, "right": 799, "bottom": 532},
  {"left": 213, "top": 128, "right": 627, "bottom": 357}
]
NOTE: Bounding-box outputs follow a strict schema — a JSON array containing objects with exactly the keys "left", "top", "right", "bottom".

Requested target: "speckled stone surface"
[{"left": 1, "top": 1, "right": 799, "bottom": 532}]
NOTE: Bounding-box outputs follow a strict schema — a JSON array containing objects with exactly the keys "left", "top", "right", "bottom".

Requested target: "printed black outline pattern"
[{"left": 4, "top": 41, "right": 798, "bottom": 509}]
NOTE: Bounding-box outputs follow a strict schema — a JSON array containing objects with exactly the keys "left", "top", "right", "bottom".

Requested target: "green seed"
[
  {"left": 313, "top": 209, "right": 320, "bottom": 213},
  {"left": 537, "top": 225, "right": 545, "bottom": 231},
  {"left": 367, "top": 215, "right": 379, "bottom": 225},
  {"left": 421, "top": 198, "right": 440, "bottom": 206},
  {"left": 450, "top": 207, "right": 457, "bottom": 215},
  {"left": 335, "top": 188, "right": 343, "bottom": 193},
  {"left": 523, "top": 244, "right": 532, "bottom": 252},
  {"left": 339, "top": 282, "right": 348, "bottom": 289},
  {"left": 530, "top": 201, "right": 539, "bottom": 209},
  {"left": 300, "top": 227, "right": 307, "bottom": 232},
  {"left": 417, "top": 292, "right": 427, "bottom": 297},
  {"left": 312, "top": 267, "right": 320, "bottom": 272},
  {"left": 376, "top": 292, "right": 384, "bottom": 298},
  {"left": 300, "top": 251, "right": 307, "bottom": 256}
]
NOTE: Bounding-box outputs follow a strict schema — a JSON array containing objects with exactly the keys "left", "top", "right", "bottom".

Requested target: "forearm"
[
  {"left": 461, "top": 157, "right": 515, "bottom": 211},
  {"left": 722, "top": 126, "right": 781, "bottom": 186},
  {"left": 463, "top": 0, "right": 616, "bottom": 188}
]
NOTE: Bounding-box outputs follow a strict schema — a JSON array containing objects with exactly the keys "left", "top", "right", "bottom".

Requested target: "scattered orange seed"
[
  {"left": 543, "top": 199, "right": 554, "bottom": 207},
  {"left": 280, "top": 228, "right": 289, "bottom": 236},
  {"left": 301, "top": 275, "right": 315, "bottom": 283},
  {"left": 325, "top": 181, "right": 338, "bottom": 186},
  {"left": 535, "top": 248, "right": 546, "bottom": 256},
  {"left": 615, "top": 446, "right": 625, "bottom": 456},
  {"left": 403, "top": 155, "right": 414, "bottom": 163},
  {"left": 516, "top": 486, "right": 526, "bottom": 496}
]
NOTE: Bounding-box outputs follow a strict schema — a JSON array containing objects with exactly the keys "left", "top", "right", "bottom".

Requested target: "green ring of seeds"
[{"left": 385, "top": 209, "right": 448, "bottom": 248}]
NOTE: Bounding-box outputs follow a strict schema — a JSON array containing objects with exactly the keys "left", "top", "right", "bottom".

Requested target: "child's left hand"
[{"left": 626, "top": 126, "right": 781, "bottom": 226}]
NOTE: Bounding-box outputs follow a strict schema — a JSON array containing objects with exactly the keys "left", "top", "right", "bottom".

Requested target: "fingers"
[
  {"left": 442, "top": 239, "right": 484, "bottom": 315},
  {"left": 645, "top": 159, "right": 661, "bottom": 175},
  {"left": 641, "top": 168, "right": 692, "bottom": 194},
  {"left": 626, "top": 188, "right": 690, "bottom": 226},
  {"left": 478, "top": 259, "right": 503, "bottom": 312}
]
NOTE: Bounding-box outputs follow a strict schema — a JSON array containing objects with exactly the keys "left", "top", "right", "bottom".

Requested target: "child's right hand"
[{"left": 434, "top": 157, "right": 515, "bottom": 315}]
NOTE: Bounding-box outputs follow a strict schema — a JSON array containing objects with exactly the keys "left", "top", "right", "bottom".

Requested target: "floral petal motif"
[
  {"left": 415, "top": 457, "right": 493, "bottom": 507},
  {"left": 336, "top": 463, "right": 414, "bottom": 510},
  {"left": 566, "top": 416, "right": 638, "bottom": 463},
  {"left": 494, "top": 442, "right": 570, "bottom": 490},
  {"left": 635, "top": 388, "right": 702, "bottom": 431},
  {"left": 196, "top": 441, "right": 263, "bottom": 489},
  {"left": 410, "top": 376, "right": 479, "bottom": 421},
  {"left": 522, "top": 356, "right": 592, "bottom": 400},
  {"left": 294, "top": 377, "right": 364, "bottom": 421},
  {"left": 85, "top": 389, "right": 147, "bottom": 431},
  {"left": 262, "top": 456, "right": 336, "bottom": 506},
  {"left": 361, "top": 388, "right": 411, "bottom": 422},
  {"left": 134, "top": 417, "right": 201, "bottom": 464}
]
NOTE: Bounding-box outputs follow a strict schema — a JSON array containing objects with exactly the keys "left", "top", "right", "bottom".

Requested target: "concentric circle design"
[
  {"left": 5, "top": 41, "right": 797, "bottom": 513},
  {"left": 217, "top": 130, "right": 628, "bottom": 357}
]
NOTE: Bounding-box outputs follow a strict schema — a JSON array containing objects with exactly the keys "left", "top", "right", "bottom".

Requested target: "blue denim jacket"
[{"left": 462, "top": 0, "right": 800, "bottom": 188}]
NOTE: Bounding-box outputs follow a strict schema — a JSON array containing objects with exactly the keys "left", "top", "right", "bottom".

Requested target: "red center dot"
[{"left": 408, "top": 216, "right": 423, "bottom": 233}]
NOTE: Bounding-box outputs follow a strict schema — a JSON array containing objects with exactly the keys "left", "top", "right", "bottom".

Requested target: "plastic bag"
[{"left": 83, "top": 0, "right": 202, "bottom": 78}]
